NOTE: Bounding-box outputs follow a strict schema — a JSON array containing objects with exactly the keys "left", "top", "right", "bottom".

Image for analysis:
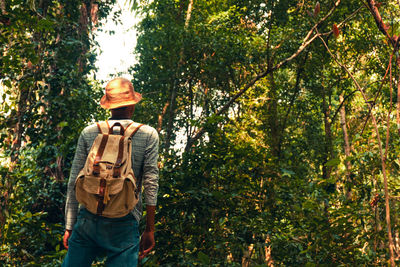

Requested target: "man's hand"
[
  {"left": 139, "top": 205, "right": 156, "bottom": 261},
  {"left": 63, "top": 230, "right": 72, "bottom": 250},
  {"left": 139, "top": 230, "right": 155, "bottom": 260}
]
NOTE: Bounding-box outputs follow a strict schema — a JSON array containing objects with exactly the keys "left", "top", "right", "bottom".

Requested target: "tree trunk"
[
  {"left": 241, "top": 244, "right": 253, "bottom": 267},
  {"left": 339, "top": 94, "right": 352, "bottom": 198},
  {"left": 165, "top": 0, "right": 194, "bottom": 151},
  {"left": 266, "top": 72, "right": 280, "bottom": 159},
  {"left": 397, "top": 57, "right": 400, "bottom": 136},
  {"left": 322, "top": 87, "right": 333, "bottom": 180},
  {"left": 157, "top": 102, "right": 170, "bottom": 133},
  {"left": 10, "top": 85, "right": 29, "bottom": 163}
]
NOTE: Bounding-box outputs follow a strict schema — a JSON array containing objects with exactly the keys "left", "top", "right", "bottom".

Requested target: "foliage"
[
  {"left": 0, "top": 0, "right": 113, "bottom": 265},
  {"left": 132, "top": 0, "right": 400, "bottom": 265},
  {"left": 2, "top": 0, "right": 400, "bottom": 266}
]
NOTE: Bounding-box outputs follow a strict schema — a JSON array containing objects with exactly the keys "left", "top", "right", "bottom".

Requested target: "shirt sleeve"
[
  {"left": 65, "top": 131, "right": 88, "bottom": 230},
  {"left": 142, "top": 128, "right": 159, "bottom": 206}
]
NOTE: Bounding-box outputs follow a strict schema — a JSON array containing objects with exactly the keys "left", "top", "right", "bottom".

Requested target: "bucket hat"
[{"left": 100, "top": 77, "right": 142, "bottom": 109}]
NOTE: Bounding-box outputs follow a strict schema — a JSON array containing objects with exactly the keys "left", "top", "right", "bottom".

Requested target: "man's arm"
[
  {"left": 145, "top": 205, "right": 156, "bottom": 232},
  {"left": 63, "top": 131, "right": 88, "bottom": 249},
  {"left": 139, "top": 205, "right": 156, "bottom": 260},
  {"left": 139, "top": 128, "right": 159, "bottom": 259}
]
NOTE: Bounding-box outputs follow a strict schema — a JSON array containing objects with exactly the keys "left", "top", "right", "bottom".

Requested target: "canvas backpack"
[{"left": 75, "top": 121, "right": 143, "bottom": 218}]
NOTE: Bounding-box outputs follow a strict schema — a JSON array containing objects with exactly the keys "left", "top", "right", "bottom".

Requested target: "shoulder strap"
[
  {"left": 124, "top": 122, "right": 144, "bottom": 192},
  {"left": 124, "top": 122, "right": 144, "bottom": 138},
  {"left": 96, "top": 121, "right": 110, "bottom": 134}
]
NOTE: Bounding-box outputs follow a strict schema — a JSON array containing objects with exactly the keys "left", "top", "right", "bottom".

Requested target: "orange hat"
[{"left": 100, "top": 77, "right": 142, "bottom": 109}]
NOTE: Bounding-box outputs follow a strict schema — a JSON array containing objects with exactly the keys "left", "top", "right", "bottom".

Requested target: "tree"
[
  {"left": 0, "top": 0, "right": 114, "bottom": 265},
  {"left": 131, "top": 0, "right": 400, "bottom": 265}
]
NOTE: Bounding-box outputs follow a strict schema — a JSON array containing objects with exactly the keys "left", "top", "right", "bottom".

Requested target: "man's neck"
[{"left": 109, "top": 116, "right": 131, "bottom": 120}]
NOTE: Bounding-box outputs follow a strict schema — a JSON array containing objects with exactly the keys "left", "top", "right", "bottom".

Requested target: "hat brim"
[{"left": 100, "top": 92, "right": 142, "bottom": 110}]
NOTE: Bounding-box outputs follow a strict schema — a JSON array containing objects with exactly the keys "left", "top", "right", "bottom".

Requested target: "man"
[{"left": 62, "top": 77, "right": 159, "bottom": 266}]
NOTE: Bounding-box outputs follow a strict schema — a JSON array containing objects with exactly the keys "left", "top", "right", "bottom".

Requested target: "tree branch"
[
  {"left": 366, "top": 0, "right": 394, "bottom": 45},
  {"left": 331, "top": 89, "right": 358, "bottom": 123},
  {"left": 360, "top": 53, "right": 393, "bottom": 135},
  {"left": 185, "top": 0, "right": 341, "bottom": 151},
  {"left": 281, "top": 51, "right": 309, "bottom": 134},
  {"left": 165, "top": 0, "right": 194, "bottom": 151},
  {"left": 317, "top": 30, "right": 396, "bottom": 267}
]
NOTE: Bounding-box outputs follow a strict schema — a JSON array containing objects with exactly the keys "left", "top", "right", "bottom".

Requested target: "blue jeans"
[{"left": 62, "top": 208, "right": 140, "bottom": 267}]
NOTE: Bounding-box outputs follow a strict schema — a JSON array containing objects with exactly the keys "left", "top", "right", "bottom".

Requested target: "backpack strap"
[
  {"left": 124, "top": 122, "right": 144, "bottom": 138},
  {"left": 123, "top": 122, "right": 144, "bottom": 192},
  {"left": 97, "top": 178, "right": 107, "bottom": 215},
  {"left": 96, "top": 121, "right": 110, "bottom": 134},
  {"left": 113, "top": 136, "right": 125, "bottom": 178},
  {"left": 112, "top": 123, "right": 143, "bottom": 178}
]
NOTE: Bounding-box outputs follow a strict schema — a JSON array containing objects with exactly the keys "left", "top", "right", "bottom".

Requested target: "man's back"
[
  {"left": 63, "top": 78, "right": 158, "bottom": 267},
  {"left": 65, "top": 119, "right": 159, "bottom": 228}
]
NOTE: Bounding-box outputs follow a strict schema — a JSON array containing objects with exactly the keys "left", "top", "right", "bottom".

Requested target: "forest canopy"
[{"left": 1, "top": 0, "right": 400, "bottom": 266}]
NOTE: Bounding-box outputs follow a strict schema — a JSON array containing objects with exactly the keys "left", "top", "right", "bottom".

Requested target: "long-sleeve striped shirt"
[{"left": 64, "top": 119, "right": 159, "bottom": 230}]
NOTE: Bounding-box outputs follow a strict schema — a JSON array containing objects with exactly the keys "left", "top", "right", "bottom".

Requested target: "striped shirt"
[{"left": 64, "top": 119, "right": 159, "bottom": 230}]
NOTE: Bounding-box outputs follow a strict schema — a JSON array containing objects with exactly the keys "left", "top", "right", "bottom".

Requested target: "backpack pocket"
[
  {"left": 102, "top": 176, "right": 138, "bottom": 218},
  {"left": 75, "top": 174, "right": 138, "bottom": 218}
]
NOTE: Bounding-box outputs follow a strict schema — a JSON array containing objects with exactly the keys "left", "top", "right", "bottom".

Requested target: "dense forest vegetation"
[{"left": 2, "top": 0, "right": 400, "bottom": 266}]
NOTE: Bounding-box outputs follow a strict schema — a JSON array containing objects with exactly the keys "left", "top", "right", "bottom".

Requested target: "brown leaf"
[
  {"left": 314, "top": 2, "right": 320, "bottom": 17},
  {"left": 332, "top": 23, "right": 340, "bottom": 38},
  {"left": 306, "top": 10, "right": 314, "bottom": 17}
]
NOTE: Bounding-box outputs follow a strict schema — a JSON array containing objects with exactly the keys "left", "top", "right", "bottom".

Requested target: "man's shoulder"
[
  {"left": 133, "top": 124, "right": 159, "bottom": 144},
  {"left": 137, "top": 124, "right": 158, "bottom": 137},
  {"left": 81, "top": 123, "right": 100, "bottom": 135}
]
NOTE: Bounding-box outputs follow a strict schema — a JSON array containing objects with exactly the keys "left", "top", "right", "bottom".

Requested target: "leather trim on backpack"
[
  {"left": 125, "top": 123, "right": 144, "bottom": 138},
  {"left": 110, "top": 122, "right": 125, "bottom": 135},
  {"left": 113, "top": 136, "right": 125, "bottom": 178},
  {"left": 97, "top": 178, "right": 107, "bottom": 215},
  {"left": 97, "top": 121, "right": 110, "bottom": 135},
  {"left": 93, "top": 134, "right": 109, "bottom": 175},
  {"left": 96, "top": 122, "right": 102, "bottom": 133}
]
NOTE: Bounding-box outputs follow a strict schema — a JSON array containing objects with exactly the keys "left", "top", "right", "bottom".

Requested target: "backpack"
[{"left": 74, "top": 121, "right": 143, "bottom": 218}]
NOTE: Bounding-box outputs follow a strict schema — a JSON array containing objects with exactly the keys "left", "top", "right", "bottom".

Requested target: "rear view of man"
[{"left": 62, "top": 78, "right": 159, "bottom": 266}]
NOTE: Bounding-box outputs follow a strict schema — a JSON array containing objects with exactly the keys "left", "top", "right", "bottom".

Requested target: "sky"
[{"left": 93, "top": 0, "right": 139, "bottom": 82}]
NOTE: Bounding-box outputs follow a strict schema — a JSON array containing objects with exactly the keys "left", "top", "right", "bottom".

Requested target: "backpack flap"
[
  {"left": 99, "top": 135, "right": 126, "bottom": 164},
  {"left": 78, "top": 176, "right": 125, "bottom": 195}
]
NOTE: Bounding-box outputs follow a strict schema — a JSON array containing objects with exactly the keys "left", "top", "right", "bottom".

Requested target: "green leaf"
[
  {"left": 57, "top": 121, "right": 68, "bottom": 128},
  {"left": 281, "top": 168, "right": 295, "bottom": 177},
  {"left": 3, "top": 79, "right": 12, "bottom": 88},
  {"left": 325, "top": 158, "right": 340, "bottom": 167}
]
